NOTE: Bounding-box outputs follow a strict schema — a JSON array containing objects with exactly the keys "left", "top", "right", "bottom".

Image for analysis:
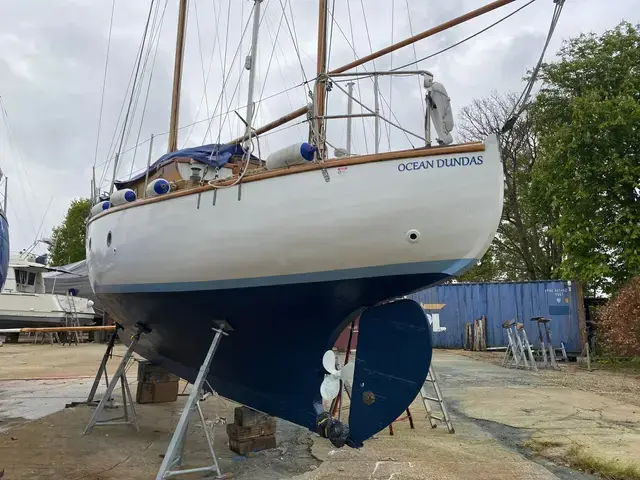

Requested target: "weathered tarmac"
[{"left": 0, "top": 342, "right": 638, "bottom": 479}]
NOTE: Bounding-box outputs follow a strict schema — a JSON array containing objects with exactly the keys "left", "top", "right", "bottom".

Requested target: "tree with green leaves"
[
  {"left": 532, "top": 21, "right": 640, "bottom": 293},
  {"left": 49, "top": 198, "right": 91, "bottom": 266},
  {"left": 456, "top": 92, "right": 562, "bottom": 283}
]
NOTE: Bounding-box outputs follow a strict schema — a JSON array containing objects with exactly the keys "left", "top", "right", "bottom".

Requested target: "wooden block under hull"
[
  {"left": 234, "top": 406, "right": 271, "bottom": 427},
  {"left": 229, "top": 434, "right": 277, "bottom": 455},
  {"left": 226, "top": 419, "right": 276, "bottom": 441}
]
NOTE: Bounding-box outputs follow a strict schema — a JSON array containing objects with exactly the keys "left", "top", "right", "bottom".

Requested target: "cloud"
[{"left": 0, "top": 0, "right": 636, "bottom": 255}]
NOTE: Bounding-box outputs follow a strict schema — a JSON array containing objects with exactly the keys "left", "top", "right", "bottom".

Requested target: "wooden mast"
[
  {"left": 229, "top": 0, "right": 517, "bottom": 141},
  {"left": 314, "top": 0, "right": 329, "bottom": 158},
  {"left": 168, "top": 0, "right": 188, "bottom": 153}
]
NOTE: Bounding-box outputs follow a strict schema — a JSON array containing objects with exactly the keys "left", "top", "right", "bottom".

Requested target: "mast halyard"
[
  {"left": 313, "top": 0, "right": 329, "bottom": 160},
  {"left": 168, "top": 0, "right": 188, "bottom": 153}
]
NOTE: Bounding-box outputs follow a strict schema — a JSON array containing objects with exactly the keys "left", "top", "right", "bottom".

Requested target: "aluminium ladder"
[{"left": 420, "top": 364, "right": 455, "bottom": 433}]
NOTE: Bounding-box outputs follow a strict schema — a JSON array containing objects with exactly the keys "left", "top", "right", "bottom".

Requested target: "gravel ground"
[{"left": 450, "top": 350, "right": 640, "bottom": 408}]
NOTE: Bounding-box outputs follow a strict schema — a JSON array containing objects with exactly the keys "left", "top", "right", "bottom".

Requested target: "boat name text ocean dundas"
[{"left": 397, "top": 155, "right": 484, "bottom": 172}]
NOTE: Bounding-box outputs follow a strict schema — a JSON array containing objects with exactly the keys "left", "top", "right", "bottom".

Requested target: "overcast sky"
[{"left": 0, "top": 0, "right": 636, "bottom": 258}]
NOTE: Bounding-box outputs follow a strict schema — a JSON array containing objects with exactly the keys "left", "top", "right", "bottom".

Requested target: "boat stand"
[
  {"left": 156, "top": 326, "right": 229, "bottom": 480},
  {"left": 83, "top": 324, "right": 149, "bottom": 434},
  {"left": 66, "top": 328, "right": 117, "bottom": 409}
]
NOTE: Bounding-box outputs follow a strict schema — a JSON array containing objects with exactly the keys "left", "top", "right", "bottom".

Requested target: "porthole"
[{"left": 107, "top": 231, "right": 112, "bottom": 247}]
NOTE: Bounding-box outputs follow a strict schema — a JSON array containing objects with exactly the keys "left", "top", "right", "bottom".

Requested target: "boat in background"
[
  {"left": 0, "top": 254, "right": 97, "bottom": 341},
  {"left": 87, "top": 0, "right": 508, "bottom": 447},
  {"left": 0, "top": 169, "right": 9, "bottom": 291}
]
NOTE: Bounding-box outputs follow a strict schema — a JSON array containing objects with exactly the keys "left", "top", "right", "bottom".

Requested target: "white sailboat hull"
[{"left": 87, "top": 136, "right": 502, "bottom": 292}]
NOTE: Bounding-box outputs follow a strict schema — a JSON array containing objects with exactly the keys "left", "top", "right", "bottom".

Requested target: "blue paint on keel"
[
  {"left": 98, "top": 271, "right": 446, "bottom": 445},
  {"left": 350, "top": 299, "right": 432, "bottom": 444}
]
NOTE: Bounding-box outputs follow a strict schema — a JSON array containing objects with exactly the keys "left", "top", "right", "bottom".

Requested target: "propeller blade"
[
  {"left": 340, "top": 362, "right": 355, "bottom": 386},
  {"left": 322, "top": 350, "right": 338, "bottom": 375},
  {"left": 320, "top": 375, "right": 340, "bottom": 401}
]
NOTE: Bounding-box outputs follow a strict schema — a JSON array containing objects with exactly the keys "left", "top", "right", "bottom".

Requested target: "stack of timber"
[
  {"left": 464, "top": 315, "right": 487, "bottom": 351},
  {"left": 227, "top": 406, "right": 277, "bottom": 455},
  {"left": 136, "top": 360, "right": 180, "bottom": 404}
]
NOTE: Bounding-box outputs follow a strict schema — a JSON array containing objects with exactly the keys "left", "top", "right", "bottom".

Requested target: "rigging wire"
[
  {"left": 98, "top": 0, "right": 160, "bottom": 189},
  {"left": 202, "top": 4, "right": 256, "bottom": 145},
  {"left": 216, "top": 0, "right": 233, "bottom": 145},
  {"left": 387, "top": 0, "right": 395, "bottom": 150},
  {"left": 324, "top": 0, "right": 337, "bottom": 146},
  {"left": 182, "top": 0, "right": 224, "bottom": 146},
  {"left": 262, "top": 7, "right": 305, "bottom": 139},
  {"left": 358, "top": 0, "right": 391, "bottom": 146},
  {"left": 404, "top": 0, "right": 426, "bottom": 115},
  {"left": 100, "top": 81, "right": 308, "bottom": 178},
  {"left": 101, "top": 0, "right": 164, "bottom": 190},
  {"left": 192, "top": 0, "right": 212, "bottom": 138},
  {"left": 127, "top": 0, "right": 169, "bottom": 179},
  {"left": 346, "top": 0, "right": 369, "bottom": 153},
  {"left": 391, "top": 0, "right": 539, "bottom": 72},
  {"left": 502, "top": 0, "right": 564, "bottom": 133},
  {"left": 32, "top": 196, "right": 54, "bottom": 245},
  {"left": 216, "top": 0, "right": 273, "bottom": 145},
  {"left": 117, "top": 0, "right": 165, "bottom": 175},
  {"left": 329, "top": 9, "right": 413, "bottom": 148},
  {"left": 255, "top": 7, "right": 287, "bottom": 122},
  {"left": 100, "top": 0, "right": 160, "bottom": 184},
  {"left": 93, "top": 0, "right": 116, "bottom": 169},
  {"left": 0, "top": 96, "right": 38, "bottom": 239},
  {"left": 278, "top": 0, "right": 311, "bottom": 92}
]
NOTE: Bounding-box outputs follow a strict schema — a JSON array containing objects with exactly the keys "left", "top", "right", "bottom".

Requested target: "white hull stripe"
[{"left": 94, "top": 258, "right": 475, "bottom": 294}]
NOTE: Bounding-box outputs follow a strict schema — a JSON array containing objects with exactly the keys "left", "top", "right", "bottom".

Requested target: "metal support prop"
[
  {"left": 518, "top": 325, "right": 538, "bottom": 371},
  {"left": 546, "top": 322, "right": 559, "bottom": 369},
  {"left": 87, "top": 329, "right": 118, "bottom": 403},
  {"left": 513, "top": 325, "right": 529, "bottom": 369},
  {"left": 155, "top": 326, "right": 228, "bottom": 480},
  {"left": 83, "top": 324, "right": 147, "bottom": 434},
  {"left": 532, "top": 318, "right": 550, "bottom": 367},
  {"left": 502, "top": 324, "right": 521, "bottom": 368}
]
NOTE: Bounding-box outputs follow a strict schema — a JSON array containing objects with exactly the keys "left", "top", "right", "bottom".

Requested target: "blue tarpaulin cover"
[{"left": 115, "top": 143, "right": 258, "bottom": 188}]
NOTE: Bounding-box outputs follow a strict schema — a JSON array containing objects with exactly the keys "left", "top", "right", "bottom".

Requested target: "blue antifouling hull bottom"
[{"left": 98, "top": 273, "right": 439, "bottom": 446}]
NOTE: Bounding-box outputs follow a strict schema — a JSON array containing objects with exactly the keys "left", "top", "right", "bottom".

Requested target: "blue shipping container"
[{"left": 409, "top": 280, "right": 585, "bottom": 353}]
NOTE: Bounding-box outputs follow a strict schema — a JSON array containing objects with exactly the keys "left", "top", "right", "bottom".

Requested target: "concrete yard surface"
[{"left": 0, "top": 343, "right": 639, "bottom": 479}]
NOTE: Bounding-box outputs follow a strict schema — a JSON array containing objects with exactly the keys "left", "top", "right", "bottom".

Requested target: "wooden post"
[
  {"left": 464, "top": 322, "right": 472, "bottom": 351},
  {"left": 575, "top": 281, "right": 588, "bottom": 357},
  {"left": 314, "top": 0, "right": 329, "bottom": 158},
  {"left": 168, "top": 0, "right": 188, "bottom": 153}
]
